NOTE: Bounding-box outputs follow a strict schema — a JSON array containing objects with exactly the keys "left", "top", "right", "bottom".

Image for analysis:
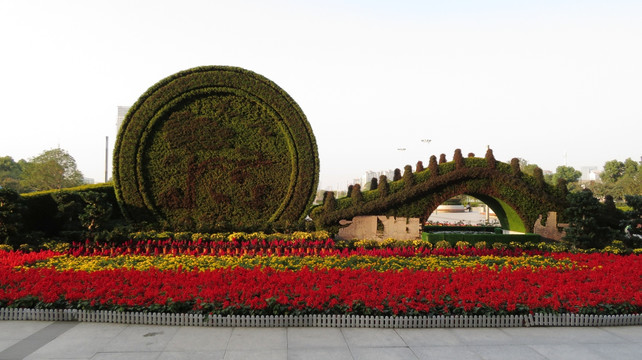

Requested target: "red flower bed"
[{"left": 0, "top": 250, "right": 640, "bottom": 316}]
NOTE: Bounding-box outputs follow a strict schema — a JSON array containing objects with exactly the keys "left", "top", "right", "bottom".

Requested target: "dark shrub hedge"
[
  {"left": 20, "top": 183, "right": 122, "bottom": 236},
  {"left": 113, "top": 66, "right": 319, "bottom": 232},
  {"left": 422, "top": 232, "right": 542, "bottom": 245}
]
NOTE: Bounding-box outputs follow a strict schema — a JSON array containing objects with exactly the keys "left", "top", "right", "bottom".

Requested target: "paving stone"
[{"left": 341, "top": 328, "right": 407, "bottom": 347}]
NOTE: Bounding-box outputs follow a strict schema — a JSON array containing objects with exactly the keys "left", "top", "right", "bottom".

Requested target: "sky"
[{"left": 1, "top": 0, "right": 641, "bottom": 190}]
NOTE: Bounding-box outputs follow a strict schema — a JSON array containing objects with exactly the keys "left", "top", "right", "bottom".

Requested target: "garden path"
[{"left": 0, "top": 321, "right": 640, "bottom": 360}]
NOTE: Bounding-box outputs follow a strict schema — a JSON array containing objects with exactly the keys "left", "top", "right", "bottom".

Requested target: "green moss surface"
[{"left": 113, "top": 66, "right": 318, "bottom": 231}]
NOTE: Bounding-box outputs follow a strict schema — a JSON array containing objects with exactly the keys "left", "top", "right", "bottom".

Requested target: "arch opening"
[{"left": 426, "top": 193, "right": 528, "bottom": 234}]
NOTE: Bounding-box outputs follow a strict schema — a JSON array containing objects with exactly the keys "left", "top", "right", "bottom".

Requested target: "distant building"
[
  {"left": 83, "top": 177, "right": 95, "bottom": 184},
  {"left": 116, "top": 106, "right": 131, "bottom": 131},
  {"left": 352, "top": 169, "right": 397, "bottom": 189},
  {"left": 580, "top": 166, "right": 599, "bottom": 181}
]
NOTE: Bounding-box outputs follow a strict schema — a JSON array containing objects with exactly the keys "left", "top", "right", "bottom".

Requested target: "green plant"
[
  {"left": 113, "top": 66, "right": 319, "bottom": 232},
  {"left": 455, "top": 241, "right": 470, "bottom": 249},
  {"left": 0, "top": 188, "right": 23, "bottom": 246},
  {"left": 354, "top": 239, "right": 379, "bottom": 249},
  {"left": 351, "top": 184, "right": 363, "bottom": 204},
  {"left": 454, "top": 149, "right": 465, "bottom": 169},
  {"left": 393, "top": 169, "right": 402, "bottom": 181},
  {"left": 41, "top": 241, "right": 70, "bottom": 252},
  {"left": 378, "top": 176, "right": 389, "bottom": 198},
  {"left": 563, "top": 189, "right": 615, "bottom": 249},
  {"left": 0, "top": 244, "right": 13, "bottom": 251},
  {"left": 78, "top": 192, "right": 113, "bottom": 232},
  {"left": 312, "top": 151, "right": 565, "bottom": 235},
  {"left": 369, "top": 177, "right": 378, "bottom": 191},
  {"left": 413, "top": 239, "right": 432, "bottom": 249},
  {"left": 435, "top": 240, "right": 451, "bottom": 249},
  {"left": 429, "top": 155, "right": 439, "bottom": 176},
  {"left": 402, "top": 165, "right": 415, "bottom": 186}
]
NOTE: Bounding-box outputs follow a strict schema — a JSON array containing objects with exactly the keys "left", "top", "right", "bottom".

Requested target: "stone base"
[
  {"left": 336, "top": 216, "right": 421, "bottom": 241},
  {"left": 533, "top": 212, "right": 567, "bottom": 241}
]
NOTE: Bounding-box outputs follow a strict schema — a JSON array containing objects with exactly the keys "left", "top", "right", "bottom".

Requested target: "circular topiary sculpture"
[{"left": 113, "top": 66, "right": 319, "bottom": 231}]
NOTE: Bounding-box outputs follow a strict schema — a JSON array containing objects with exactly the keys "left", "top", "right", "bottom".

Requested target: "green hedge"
[
  {"left": 113, "top": 66, "right": 319, "bottom": 232},
  {"left": 312, "top": 151, "right": 566, "bottom": 233},
  {"left": 18, "top": 183, "right": 122, "bottom": 239},
  {"left": 422, "top": 232, "right": 542, "bottom": 245}
]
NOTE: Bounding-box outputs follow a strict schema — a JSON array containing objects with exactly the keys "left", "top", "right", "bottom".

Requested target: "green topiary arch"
[
  {"left": 113, "top": 66, "right": 319, "bottom": 231},
  {"left": 312, "top": 149, "right": 567, "bottom": 233}
]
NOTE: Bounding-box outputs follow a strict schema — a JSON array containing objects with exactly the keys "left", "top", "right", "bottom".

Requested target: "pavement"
[
  {"left": 0, "top": 321, "right": 640, "bottom": 360},
  {"left": 427, "top": 208, "right": 499, "bottom": 226}
]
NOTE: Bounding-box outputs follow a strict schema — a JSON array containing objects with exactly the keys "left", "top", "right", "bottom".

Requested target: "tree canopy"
[
  {"left": 20, "top": 148, "right": 84, "bottom": 192},
  {"left": 552, "top": 165, "right": 582, "bottom": 185},
  {"left": 0, "top": 156, "right": 24, "bottom": 191},
  {"left": 591, "top": 158, "right": 641, "bottom": 199}
]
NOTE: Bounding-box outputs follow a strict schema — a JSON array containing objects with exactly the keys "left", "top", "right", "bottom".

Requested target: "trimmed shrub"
[
  {"left": 323, "top": 191, "right": 337, "bottom": 211},
  {"left": 416, "top": 161, "right": 424, "bottom": 172},
  {"left": 453, "top": 149, "right": 465, "bottom": 169},
  {"left": 351, "top": 184, "right": 363, "bottom": 203},
  {"left": 511, "top": 158, "right": 521, "bottom": 176},
  {"left": 402, "top": 165, "right": 415, "bottom": 186},
  {"left": 113, "top": 66, "right": 319, "bottom": 232},
  {"left": 439, "top": 154, "right": 447, "bottom": 164},
  {"left": 533, "top": 167, "right": 545, "bottom": 187},
  {"left": 428, "top": 155, "right": 439, "bottom": 176},
  {"left": 393, "top": 168, "right": 402, "bottom": 181},
  {"left": 378, "top": 175, "right": 389, "bottom": 198},
  {"left": 485, "top": 148, "right": 496, "bottom": 169},
  {"left": 369, "top": 177, "right": 378, "bottom": 191}
]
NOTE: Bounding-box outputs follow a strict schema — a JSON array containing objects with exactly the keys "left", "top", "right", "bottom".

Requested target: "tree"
[
  {"left": 624, "top": 195, "right": 642, "bottom": 220},
  {"left": 20, "top": 148, "right": 84, "bottom": 192},
  {"left": 623, "top": 158, "right": 638, "bottom": 177},
  {"left": 552, "top": 165, "right": 582, "bottom": 186},
  {"left": 0, "top": 156, "right": 23, "bottom": 191},
  {"left": 601, "top": 160, "right": 624, "bottom": 183},
  {"left": 563, "top": 189, "right": 615, "bottom": 249},
  {"left": 588, "top": 158, "right": 642, "bottom": 198}
]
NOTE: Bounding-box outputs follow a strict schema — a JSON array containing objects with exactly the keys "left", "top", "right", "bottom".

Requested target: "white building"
[
  {"left": 352, "top": 169, "right": 397, "bottom": 188},
  {"left": 580, "top": 166, "right": 600, "bottom": 181},
  {"left": 116, "top": 106, "right": 131, "bottom": 131}
]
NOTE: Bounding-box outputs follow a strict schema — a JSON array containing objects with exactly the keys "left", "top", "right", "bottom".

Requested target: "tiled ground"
[{"left": 0, "top": 321, "right": 640, "bottom": 360}]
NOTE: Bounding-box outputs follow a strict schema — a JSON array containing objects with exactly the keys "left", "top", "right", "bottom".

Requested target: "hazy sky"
[{"left": 1, "top": 0, "right": 641, "bottom": 190}]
